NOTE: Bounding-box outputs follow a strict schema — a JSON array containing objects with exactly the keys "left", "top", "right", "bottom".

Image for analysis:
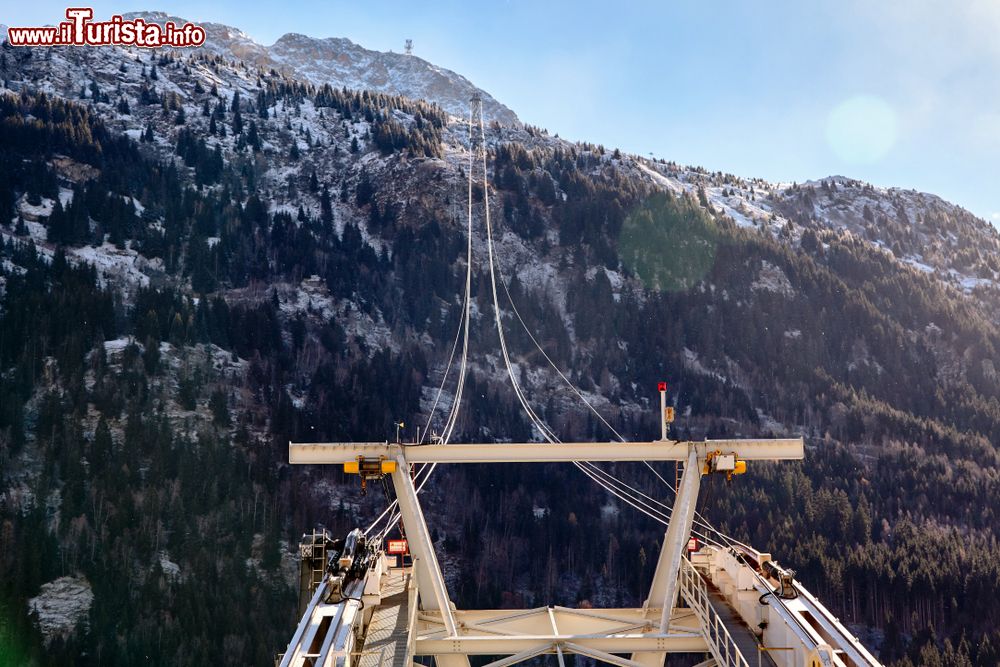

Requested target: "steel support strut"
[
  {"left": 388, "top": 456, "right": 470, "bottom": 667},
  {"left": 633, "top": 446, "right": 702, "bottom": 667},
  {"left": 287, "top": 437, "right": 806, "bottom": 667},
  {"left": 289, "top": 439, "right": 805, "bottom": 465}
]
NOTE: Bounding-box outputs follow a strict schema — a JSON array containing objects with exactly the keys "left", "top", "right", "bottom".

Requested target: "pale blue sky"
[{"left": 7, "top": 1, "right": 1000, "bottom": 223}]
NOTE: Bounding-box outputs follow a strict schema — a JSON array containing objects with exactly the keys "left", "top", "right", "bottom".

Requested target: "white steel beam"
[
  {"left": 415, "top": 634, "right": 708, "bottom": 655},
  {"left": 563, "top": 641, "right": 647, "bottom": 667},
  {"left": 418, "top": 606, "right": 701, "bottom": 638},
  {"left": 279, "top": 578, "right": 328, "bottom": 666},
  {"left": 553, "top": 607, "right": 655, "bottom": 627},
  {"left": 633, "top": 447, "right": 702, "bottom": 667},
  {"left": 457, "top": 622, "right": 521, "bottom": 637},
  {"left": 415, "top": 607, "right": 707, "bottom": 659},
  {"left": 289, "top": 439, "right": 804, "bottom": 465},
  {"left": 480, "top": 644, "right": 554, "bottom": 667},
  {"left": 388, "top": 456, "right": 470, "bottom": 667},
  {"left": 288, "top": 437, "right": 804, "bottom": 667},
  {"left": 656, "top": 447, "right": 702, "bottom": 630}
]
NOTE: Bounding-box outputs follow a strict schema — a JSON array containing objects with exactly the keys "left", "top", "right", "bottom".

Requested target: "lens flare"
[
  {"left": 825, "top": 95, "right": 898, "bottom": 164},
  {"left": 619, "top": 192, "right": 719, "bottom": 292}
]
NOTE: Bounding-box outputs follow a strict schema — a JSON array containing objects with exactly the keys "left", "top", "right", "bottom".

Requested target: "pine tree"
[
  {"left": 321, "top": 186, "right": 333, "bottom": 226},
  {"left": 209, "top": 389, "right": 230, "bottom": 426},
  {"left": 257, "top": 90, "right": 269, "bottom": 119},
  {"left": 142, "top": 335, "right": 160, "bottom": 374},
  {"left": 246, "top": 121, "right": 261, "bottom": 151},
  {"left": 92, "top": 416, "right": 113, "bottom": 471},
  {"left": 697, "top": 186, "right": 710, "bottom": 209}
]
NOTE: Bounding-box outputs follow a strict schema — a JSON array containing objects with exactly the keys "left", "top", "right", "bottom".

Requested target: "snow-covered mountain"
[
  {"left": 6, "top": 12, "right": 1000, "bottom": 665},
  {"left": 2, "top": 25, "right": 998, "bottom": 323},
  {"left": 632, "top": 163, "right": 1000, "bottom": 308},
  {"left": 122, "top": 11, "right": 519, "bottom": 125}
]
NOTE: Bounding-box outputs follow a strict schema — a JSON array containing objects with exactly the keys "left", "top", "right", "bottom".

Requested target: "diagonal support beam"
[
  {"left": 564, "top": 641, "right": 647, "bottom": 667},
  {"left": 654, "top": 447, "right": 702, "bottom": 631},
  {"left": 556, "top": 643, "right": 567, "bottom": 667},
  {"left": 481, "top": 643, "right": 554, "bottom": 667},
  {"left": 633, "top": 446, "right": 702, "bottom": 667},
  {"left": 389, "top": 456, "right": 470, "bottom": 667}
]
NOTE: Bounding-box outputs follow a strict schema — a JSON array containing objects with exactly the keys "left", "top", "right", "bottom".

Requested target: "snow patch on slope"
[
  {"left": 751, "top": 261, "right": 794, "bottom": 297},
  {"left": 28, "top": 577, "right": 94, "bottom": 643}
]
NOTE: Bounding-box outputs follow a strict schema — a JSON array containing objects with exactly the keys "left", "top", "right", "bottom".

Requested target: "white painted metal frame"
[
  {"left": 279, "top": 578, "right": 366, "bottom": 667},
  {"left": 387, "top": 456, "right": 470, "bottom": 667},
  {"left": 633, "top": 446, "right": 703, "bottom": 667},
  {"left": 699, "top": 543, "right": 883, "bottom": 667},
  {"left": 414, "top": 605, "right": 708, "bottom": 656},
  {"left": 289, "top": 439, "right": 805, "bottom": 465},
  {"left": 389, "top": 456, "right": 456, "bottom": 635},
  {"left": 288, "top": 437, "right": 804, "bottom": 667},
  {"left": 648, "top": 447, "right": 702, "bottom": 631}
]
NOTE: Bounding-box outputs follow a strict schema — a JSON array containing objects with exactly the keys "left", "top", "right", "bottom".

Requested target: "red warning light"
[{"left": 657, "top": 382, "right": 667, "bottom": 392}]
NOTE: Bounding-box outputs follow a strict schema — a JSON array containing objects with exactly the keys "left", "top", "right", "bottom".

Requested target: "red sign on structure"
[
  {"left": 687, "top": 537, "right": 700, "bottom": 553},
  {"left": 387, "top": 539, "right": 409, "bottom": 555},
  {"left": 657, "top": 382, "right": 667, "bottom": 392}
]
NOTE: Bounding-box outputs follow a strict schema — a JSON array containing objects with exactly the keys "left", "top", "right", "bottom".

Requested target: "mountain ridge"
[
  {"left": 120, "top": 10, "right": 519, "bottom": 125},
  {"left": 2, "top": 15, "right": 1000, "bottom": 667}
]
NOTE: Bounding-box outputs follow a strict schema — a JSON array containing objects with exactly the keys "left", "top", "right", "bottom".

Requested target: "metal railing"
[{"left": 678, "top": 557, "right": 751, "bottom": 667}]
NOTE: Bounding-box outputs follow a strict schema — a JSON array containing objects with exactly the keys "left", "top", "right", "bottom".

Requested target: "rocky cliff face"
[{"left": 123, "top": 11, "right": 519, "bottom": 125}]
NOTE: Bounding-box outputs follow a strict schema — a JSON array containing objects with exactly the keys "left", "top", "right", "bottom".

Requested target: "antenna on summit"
[
  {"left": 469, "top": 93, "right": 484, "bottom": 147},
  {"left": 404, "top": 39, "right": 413, "bottom": 55}
]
